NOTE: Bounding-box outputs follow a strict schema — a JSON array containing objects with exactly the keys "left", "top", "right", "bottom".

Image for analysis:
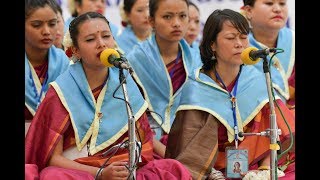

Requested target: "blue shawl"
[
  {"left": 177, "top": 65, "right": 281, "bottom": 142},
  {"left": 116, "top": 26, "right": 151, "bottom": 55},
  {"left": 249, "top": 27, "right": 295, "bottom": 101},
  {"left": 25, "top": 46, "right": 70, "bottom": 115},
  {"left": 51, "top": 62, "right": 148, "bottom": 155},
  {"left": 126, "top": 34, "right": 202, "bottom": 133}
]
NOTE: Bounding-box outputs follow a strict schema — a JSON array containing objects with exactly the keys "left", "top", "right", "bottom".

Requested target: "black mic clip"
[
  {"left": 250, "top": 48, "right": 277, "bottom": 60},
  {"left": 111, "top": 51, "right": 133, "bottom": 73}
]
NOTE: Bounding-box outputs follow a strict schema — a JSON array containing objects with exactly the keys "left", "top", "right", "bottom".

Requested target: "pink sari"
[{"left": 25, "top": 86, "right": 191, "bottom": 180}]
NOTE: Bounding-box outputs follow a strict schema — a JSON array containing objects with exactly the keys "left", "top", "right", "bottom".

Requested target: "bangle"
[
  {"left": 95, "top": 168, "right": 104, "bottom": 180},
  {"left": 258, "top": 165, "right": 270, "bottom": 170}
]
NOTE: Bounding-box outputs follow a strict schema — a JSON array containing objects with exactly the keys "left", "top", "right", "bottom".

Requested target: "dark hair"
[
  {"left": 149, "top": 0, "right": 189, "bottom": 18},
  {"left": 69, "top": 11, "right": 110, "bottom": 47},
  {"left": 25, "top": 0, "right": 59, "bottom": 20},
  {"left": 188, "top": 1, "right": 199, "bottom": 12},
  {"left": 71, "top": 0, "right": 106, "bottom": 17},
  {"left": 123, "top": 0, "right": 137, "bottom": 13},
  {"left": 200, "top": 9, "right": 249, "bottom": 71},
  {"left": 71, "top": 0, "right": 82, "bottom": 17},
  {"left": 243, "top": 0, "right": 255, "bottom": 6}
]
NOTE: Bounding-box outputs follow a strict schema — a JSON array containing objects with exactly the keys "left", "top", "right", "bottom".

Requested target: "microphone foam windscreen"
[
  {"left": 241, "top": 46, "right": 259, "bottom": 65},
  {"left": 100, "top": 48, "right": 120, "bottom": 67}
]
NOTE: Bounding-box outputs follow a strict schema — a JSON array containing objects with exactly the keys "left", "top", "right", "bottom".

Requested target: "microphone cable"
[
  {"left": 267, "top": 48, "right": 285, "bottom": 70},
  {"left": 112, "top": 69, "right": 133, "bottom": 112},
  {"left": 263, "top": 48, "right": 294, "bottom": 180},
  {"left": 146, "top": 109, "right": 164, "bottom": 130},
  {"left": 111, "top": 67, "right": 143, "bottom": 149},
  {"left": 110, "top": 69, "right": 144, "bottom": 180},
  {"left": 95, "top": 139, "right": 129, "bottom": 180}
]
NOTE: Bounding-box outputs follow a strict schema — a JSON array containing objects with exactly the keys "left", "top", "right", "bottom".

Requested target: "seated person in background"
[
  {"left": 25, "top": 0, "right": 70, "bottom": 126},
  {"left": 241, "top": 0, "right": 295, "bottom": 110},
  {"left": 117, "top": 0, "right": 152, "bottom": 55},
  {"left": 53, "top": 4, "right": 65, "bottom": 49},
  {"left": 126, "top": 0, "right": 202, "bottom": 151},
  {"left": 184, "top": 1, "right": 201, "bottom": 54},
  {"left": 64, "top": 0, "right": 121, "bottom": 39}
]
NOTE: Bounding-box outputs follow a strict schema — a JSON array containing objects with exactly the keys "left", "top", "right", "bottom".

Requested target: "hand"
[
  {"left": 207, "top": 168, "right": 225, "bottom": 180},
  {"left": 241, "top": 169, "right": 285, "bottom": 179},
  {"left": 102, "top": 161, "right": 129, "bottom": 180},
  {"left": 240, "top": 169, "right": 260, "bottom": 178}
]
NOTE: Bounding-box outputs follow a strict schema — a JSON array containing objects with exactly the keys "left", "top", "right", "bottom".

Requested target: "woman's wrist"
[{"left": 95, "top": 168, "right": 104, "bottom": 180}]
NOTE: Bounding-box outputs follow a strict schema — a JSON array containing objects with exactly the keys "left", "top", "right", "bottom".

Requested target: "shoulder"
[{"left": 50, "top": 46, "right": 68, "bottom": 59}]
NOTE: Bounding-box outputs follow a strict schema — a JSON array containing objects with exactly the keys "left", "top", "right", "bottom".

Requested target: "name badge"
[{"left": 225, "top": 147, "right": 249, "bottom": 179}]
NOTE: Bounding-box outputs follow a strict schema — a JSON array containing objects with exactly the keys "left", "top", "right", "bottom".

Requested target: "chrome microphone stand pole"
[
  {"left": 240, "top": 55, "right": 281, "bottom": 180},
  {"left": 119, "top": 68, "right": 136, "bottom": 180},
  {"left": 261, "top": 56, "right": 281, "bottom": 180}
]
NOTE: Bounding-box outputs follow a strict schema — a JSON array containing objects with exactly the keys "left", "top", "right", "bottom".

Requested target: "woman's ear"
[
  {"left": 243, "top": 5, "right": 253, "bottom": 20},
  {"left": 148, "top": 17, "right": 155, "bottom": 29},
  {"left": 72, "top": 46, "right": 81, "bottom": 59},
  {"left": 210, "top": 42, "right": 216, "bottom": 52}
]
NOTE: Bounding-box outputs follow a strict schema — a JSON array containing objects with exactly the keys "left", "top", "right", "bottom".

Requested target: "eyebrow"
[
  {"left": 83, "top": 30, "right": 111, "bottom": 37},
  {"left": 30, "top": 18, "right": 58, "bottom": 22}
]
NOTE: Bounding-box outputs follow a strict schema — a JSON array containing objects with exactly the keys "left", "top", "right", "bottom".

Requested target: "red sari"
[
  {"left": 25, "top": 85, "right": 191, "bottom": 180},
  {"left": 216, "top": 79, "right": 295, "bottom": 179},
  {"left": 165, "top": 72, "right": 295, "bottom": 179},
  {"left": 287, "top": 66, "right": 295, "bottom": 110}
]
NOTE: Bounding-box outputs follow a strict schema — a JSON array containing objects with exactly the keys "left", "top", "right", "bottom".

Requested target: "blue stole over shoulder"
[
  {"left": 116, "top": 26, "right": 151, "bottom": 55},
  {"left": 177, "top": 65, "right": 281, "bottom": 142},
  {"left": 249, "top": 27, "right": 295, "bottom": 100},
  {"left": 126, "top": 34, "right": 202, "bottom": 133},
  {"left": 25, "top": 46, "right": 70, "bottom": 115},
  {"left": 190, "top": 41, "right": 200, "bottom": 54},
  {"left": 50, "top": 62, "right": 148, "bottom": 155}
]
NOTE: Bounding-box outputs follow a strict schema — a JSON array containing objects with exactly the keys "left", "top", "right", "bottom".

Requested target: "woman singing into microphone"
[
  {"left": 165, "top": 9, "right": 295, "bottom": 180},
  {"left": 25, "top": 11, "right": 192, "bottom": 180}
]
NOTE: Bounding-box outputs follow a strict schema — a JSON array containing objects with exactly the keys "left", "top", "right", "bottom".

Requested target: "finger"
[
  {"left": 113, "top": 165, "right": 128, "bottom": 172},
  {"left": 240, "top": 172, "right": 247, "bottom": 177},
  {"left": 111, "top": 161, "right": 128, "bottom": 166},
  {"left": 114, "top": 170, "right": 129, "bottom": 178}
]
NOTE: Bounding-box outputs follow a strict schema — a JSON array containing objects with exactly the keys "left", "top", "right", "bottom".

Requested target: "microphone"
[
  {"left": 100, "top": 48, "right": 132, "bottom": 71},
  {"left": 240, "top": 47, "right": 276, "bottom": 65}
]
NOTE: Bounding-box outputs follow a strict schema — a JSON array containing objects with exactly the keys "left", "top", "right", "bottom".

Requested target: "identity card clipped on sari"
[{"left": 225, "top": 147, "right": 248, "bottom": 178}]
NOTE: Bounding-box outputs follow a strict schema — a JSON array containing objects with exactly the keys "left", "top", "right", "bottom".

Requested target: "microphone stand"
[
  {"left": 119, "top": 68, "right": 137, "bottom": 180},
  {"left": 240, "top": 55, "right": 281, "bottom": 180}
]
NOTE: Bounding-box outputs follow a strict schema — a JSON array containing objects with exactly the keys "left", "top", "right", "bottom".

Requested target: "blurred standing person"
[
  {"left": 184, "top": 1, "right": 201, "bottom": 54},
  {"left": 242, "top": 0, "right": 295, "bottom": 110},
  {"left": 126, "top": 0, "right": 202, "bottom": 155},
  {"left": 117, "top": 0, "right": 152, "bottom": 55},
  {"left": 64, "top": 0, "right": 121, "bottom": 39}
]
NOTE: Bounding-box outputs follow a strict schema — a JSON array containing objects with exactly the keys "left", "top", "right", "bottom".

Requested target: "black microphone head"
[
  {"left": 241, "top": 47, "right": 260, "bottom": 65},
  {"left": 100, "top": 48, "right": 120, "bottom": 67}
]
